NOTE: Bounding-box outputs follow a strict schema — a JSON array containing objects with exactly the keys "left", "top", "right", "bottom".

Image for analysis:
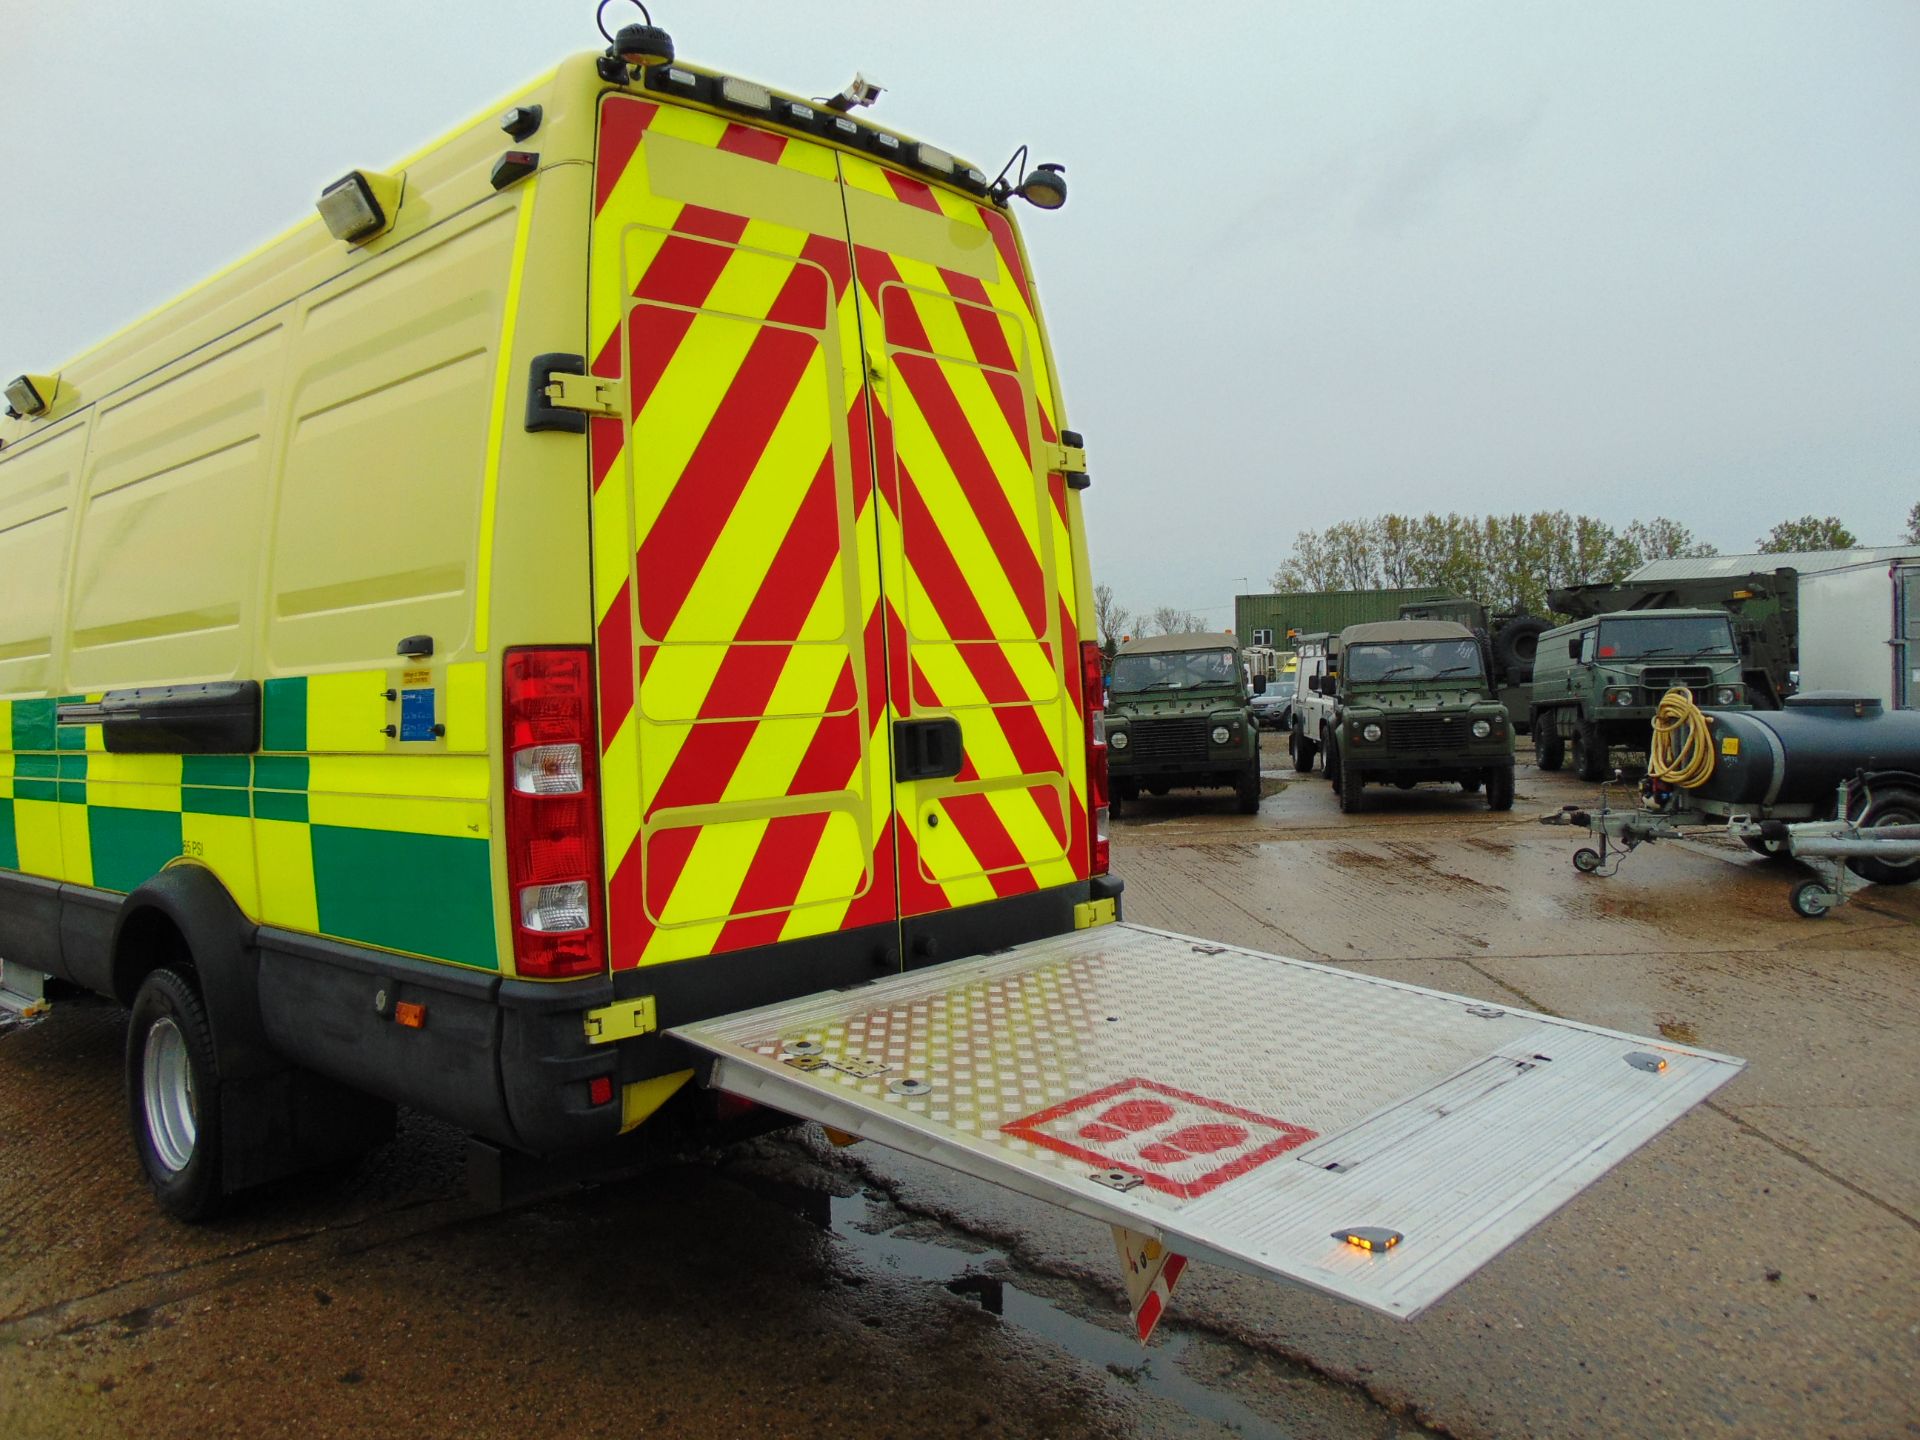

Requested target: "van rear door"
[
  {"left": 588, "top": 97, "right": 899, "bottom": 978},
  {"left": 836, "top": 153, "right": 1088, "bottom": 957}
]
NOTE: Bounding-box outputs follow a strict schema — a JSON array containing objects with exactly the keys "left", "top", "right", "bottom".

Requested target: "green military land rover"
[
  {"left": 1316, "top": 620, "right": 1515, "bottom": 814},
  {"left": 1530, "top": 608, "right": 1752, "bottom": 782},
  {"left": 1106, "top": 633, "right": 1264, "bottom": 815}
]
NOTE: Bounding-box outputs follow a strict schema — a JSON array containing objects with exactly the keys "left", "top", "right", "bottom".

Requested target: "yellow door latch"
[
  {"left": 1073, "top": 897, "right": 1117, "bottom": 929},
  {"left": 584, "top": 995, "right": 657, "bottom": 1045},
  {"left": 543, "top": 370, "right": 623, "bottom": 417}
]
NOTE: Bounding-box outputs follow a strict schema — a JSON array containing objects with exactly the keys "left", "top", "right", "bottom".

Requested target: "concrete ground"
[{"left": 2, "top": 748, "right": 1916, "bottom": 1439}]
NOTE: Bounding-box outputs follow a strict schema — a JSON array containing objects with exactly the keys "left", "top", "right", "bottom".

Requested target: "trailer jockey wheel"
[
  {"left": 1789, "top": 880, "right": 1834, "bottom": 919},
  {"left": 1572, "top": 847, "right": 1603, "bottom": 874}
]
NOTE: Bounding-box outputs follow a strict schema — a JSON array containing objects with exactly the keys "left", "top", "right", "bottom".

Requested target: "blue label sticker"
[{"left": 400, "top": 688, "right": 437, "bottom": 742}]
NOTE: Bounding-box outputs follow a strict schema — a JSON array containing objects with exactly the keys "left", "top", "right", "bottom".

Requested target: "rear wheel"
[
  {"left": 1534, "top": 713, "right": 1565, "bottom": 771},
  {"left": 1486, "top": 762, "right": 1515, "bottom": 811},
  {"left": 1235, "top": 764, "right": 1262, "bottom": 815},
  {"left": 1846, "top": 785, "right": 1920, "bottom": 885},
  {"left": 1571, "top": 717, "right": 1608, "bottom": 782},
  {"left": 1291, "top": 731, "right": 1316, "bottom": 774},
  {"left": 1338, "top": 748, "right": 1365, "bottom": 814},
  {"left": 127, "top": 968, "right": 225, "bottom": 1222}
]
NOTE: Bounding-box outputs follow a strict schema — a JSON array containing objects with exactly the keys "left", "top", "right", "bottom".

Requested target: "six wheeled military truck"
[
  {"left": 1303, "top": 621, "right": 1515, "bottom": 813},
  {"left": 1105, "top": 633, "right": 1263, "bottom": 814},
  {"left": 1531, "top": 609, "right": 1752, "bottom": 781}
]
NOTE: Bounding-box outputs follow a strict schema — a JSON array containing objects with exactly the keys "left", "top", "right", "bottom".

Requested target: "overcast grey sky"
[{"left": 6, "top": 1, "right": 1916, "bottom": 626}]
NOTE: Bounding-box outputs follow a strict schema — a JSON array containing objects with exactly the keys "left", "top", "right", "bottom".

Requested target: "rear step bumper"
[{"left": 672, "top": 922, "right": 1741, "bottom": 1320}]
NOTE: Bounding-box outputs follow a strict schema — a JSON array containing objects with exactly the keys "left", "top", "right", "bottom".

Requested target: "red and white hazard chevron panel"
[{"left": 672, "top": 924, "right": 1743, "bottom": 1322}]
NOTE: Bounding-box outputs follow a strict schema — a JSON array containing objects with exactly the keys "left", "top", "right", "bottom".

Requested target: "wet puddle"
[
  {"left": 733, "top": 1169, "right": 1291, "bottom": 1436},
  {"left": 827, "top": 1192, "right": 1291, "bottom": 1438}
]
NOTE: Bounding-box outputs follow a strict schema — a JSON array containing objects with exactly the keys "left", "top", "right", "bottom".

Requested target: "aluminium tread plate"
[{"left": 670, "top": 922, "right": 1742, "bottom": 1319}]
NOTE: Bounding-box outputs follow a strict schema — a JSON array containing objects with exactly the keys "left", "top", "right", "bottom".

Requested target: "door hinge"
[
  {"left": 544, "top": 370, "right": 622, "bottom": 417},
  {"left": 1073, "top": 897, "right": 1117, "bottom": 929},
  {"left": 583, "top": 995, "right": 657, "bottom": 1045},
  {"left": 1045, "top": 429, "right": 1091, "bottom": 490},
  {"left": 526, "top": 352, "right": 621, "bottom": 432}
]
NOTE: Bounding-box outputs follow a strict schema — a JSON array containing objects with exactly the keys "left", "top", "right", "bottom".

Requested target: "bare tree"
[
  {"left": 1147, "top": 606, "right": 1208, "bottom": 637},
  {"left": 1905, "top": 502, "right": 1920, "bottom": 546},
  {"left": 1091, "top": 584, "right": 1131, "bottom": 658}
]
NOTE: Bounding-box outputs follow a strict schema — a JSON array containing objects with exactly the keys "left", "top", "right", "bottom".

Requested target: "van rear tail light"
[
  {"left": 1081, "top": 641, "right": 1110, "bottom": 876},
  {"left": 513, "top": 743, "right": 584, "bottom": 794},
  {"left": 504, "top": 648, "right": 605, "bottom": 979}
]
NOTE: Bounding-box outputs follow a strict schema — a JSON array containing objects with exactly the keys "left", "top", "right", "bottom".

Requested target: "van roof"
[{"left": 1338, "top": 620, "right": 1473, "bottom": 644}]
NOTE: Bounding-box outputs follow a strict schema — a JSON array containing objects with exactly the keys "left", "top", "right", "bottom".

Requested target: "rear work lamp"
[
  {"left": 316, "top": 169, "right": 404, "bottom": 244},
  {"left": 5, "top": 373, "right": 56, "bottom": 419}
]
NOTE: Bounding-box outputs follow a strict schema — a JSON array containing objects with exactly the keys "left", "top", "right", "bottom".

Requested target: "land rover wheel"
[
  {"left": 1846, "top": 785, "right": 1920, "bottom": 885},
  {"left": 1235, "top": 764, "right": 1262, "bottom": 815},
  {"left": 1338, "top": 750, "right": 1365, "bottom": 814},
  {"left": 1486, "top": 761, "right": 1515, "bottom": 812},
  {"left": 1290, "top": 732, "right": 1315, "bottom": 774},
  {"left": 1571, "top": 718, "right": 1608, "bottom": 782},
  {"left": 1534, "top": 712, "right": 1565, "bottom": 771},
  {"left": 127, "top": 968, "right": 226, "bottom": 1222}
]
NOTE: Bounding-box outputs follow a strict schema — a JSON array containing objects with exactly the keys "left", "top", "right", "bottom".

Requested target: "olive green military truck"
[
  {"left": 1531, "top": 609, "right": 1752, "bottom": 782},
  {"left": 1312, "top": 620, "right": 1515, "bottom": 814},
  {"left": 1106, "top": 633, "right": 1263, "bottom": 814}
]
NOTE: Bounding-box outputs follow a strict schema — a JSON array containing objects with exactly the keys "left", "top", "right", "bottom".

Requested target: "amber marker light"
[
  {"left": 1335, "top": 1227, "right": 1403, "bottom": 1253},
  {"left": 394, "top": 1001, "right": 427, "bottom": 1029}
]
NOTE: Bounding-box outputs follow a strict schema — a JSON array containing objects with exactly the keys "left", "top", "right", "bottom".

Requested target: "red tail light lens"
[
  {"left": 1081, "top": 640, "right": 1109, "bottom": 875},
  {"left": 504, "top": 647, "right": 606, "bottom": 979}
]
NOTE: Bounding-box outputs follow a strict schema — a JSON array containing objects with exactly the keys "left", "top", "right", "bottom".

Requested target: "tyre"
[
  {"left": 1571, "top": 717, "right": 1608, "bottom": 782},
  {"left": 1235, "top": 764, "right": 1261, "bottom": 815},
  {"left": 1535, "top": 712, "right": 1565, "bottom": 771},
  {"left": 1326, "top": 739, "right": 1341, "bottom": 795},
  {"left": 1789, "top": 879, "right": 1833, "bottom": 919},
  {"left": 1486, "top": 761, "right": 1515, "bottom": 812},
  {"left": 1108, "top": 789, "right": 1124, "bottom": 819},
  {"left": 1572, "top": 846, "right": 1603, "bottom": 874},
  {"left": 1290, "top": 731, "right": 1315, "bottom": 775},
  {"left": 1845, "top": 785, "right": 1920, "bottom": 885},
  {"left": 127, "top": 968, "right": 226, "bottom": 1222},
  {"left": 1338, "top": 748, "right": 1365, "bottom": 814},
  {"left": 1461, "top": 776, "right": 1482, "bottom": 793},
  {"left": 1493, "top": 618, "right": 1549, "bottom": 684}
]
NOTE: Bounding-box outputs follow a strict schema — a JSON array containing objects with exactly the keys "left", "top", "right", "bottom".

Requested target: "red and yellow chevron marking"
[{"left": 588, "top": 96, "right": 1088, "bottom": 971}]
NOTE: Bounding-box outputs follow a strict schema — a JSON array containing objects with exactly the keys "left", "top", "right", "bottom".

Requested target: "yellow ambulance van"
[{"left": 2, "top": 11, "right": 1738, "bottom": 1336}]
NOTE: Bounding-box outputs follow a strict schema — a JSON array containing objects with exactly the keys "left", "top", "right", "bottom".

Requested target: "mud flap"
[{"left": 671, "top": 923, "right": 1742, "bottom": 1325}]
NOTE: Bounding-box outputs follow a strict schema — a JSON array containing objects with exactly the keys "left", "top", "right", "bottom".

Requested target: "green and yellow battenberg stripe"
[{"left": 0, "top": 662, "right": 498, "bottom": 970}]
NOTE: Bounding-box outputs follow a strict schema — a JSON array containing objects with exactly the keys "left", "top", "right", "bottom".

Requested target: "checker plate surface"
[{"left": 672, "top": 923, "right": 1743, "bottom": 1318}]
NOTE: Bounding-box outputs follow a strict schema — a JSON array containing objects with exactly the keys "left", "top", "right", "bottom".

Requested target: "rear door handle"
[{"left": 894, "top": 718, "right": 964, "bottom": 781}]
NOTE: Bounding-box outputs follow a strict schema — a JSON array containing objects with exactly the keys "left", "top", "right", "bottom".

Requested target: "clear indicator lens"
[
  {"left": 519, "top": 881, "right": 591, "bottom": 933},
  {"left": 720, "top": 77, "right": 773, "bottom": 110},
  {"left": 915, "top": 143, "right": 955, "bottom": 173},
  {"left": 317, "top": 178, "right": 381, "bottom": 241},
  {"left": 513, "top": 743, "right": 584, "bottom": 795}
]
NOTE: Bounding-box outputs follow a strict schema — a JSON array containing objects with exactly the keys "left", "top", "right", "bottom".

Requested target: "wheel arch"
[{"left": 113, "top": 864, "right": 279, "bottom": 1081}]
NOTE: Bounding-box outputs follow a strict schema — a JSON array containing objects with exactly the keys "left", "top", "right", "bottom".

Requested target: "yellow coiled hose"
[{"left": 1649, "top": 687, "right": 1718, "bottom": 788}]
